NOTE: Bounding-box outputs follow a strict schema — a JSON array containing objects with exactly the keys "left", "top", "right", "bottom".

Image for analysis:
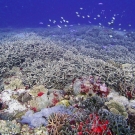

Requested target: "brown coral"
[{"left": 47, "top": 113, "right": 70, "bottom": 135}]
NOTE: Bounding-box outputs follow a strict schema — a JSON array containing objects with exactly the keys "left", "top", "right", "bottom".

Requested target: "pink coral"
[{"left": 73, "top": 76, "right": 109, "bottom": 97}]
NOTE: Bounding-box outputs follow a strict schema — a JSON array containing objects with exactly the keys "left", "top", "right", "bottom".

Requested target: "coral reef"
[
  {"left": 0, "top": 26, "right": 135, "bottom": 99},
  {"left": 0, "top": 26, "right": 135, "bottom": 134}
]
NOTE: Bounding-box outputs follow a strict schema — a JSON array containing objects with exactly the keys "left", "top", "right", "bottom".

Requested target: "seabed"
[{"left": 0, "top": 25, "right": 135, "bottom": 135}]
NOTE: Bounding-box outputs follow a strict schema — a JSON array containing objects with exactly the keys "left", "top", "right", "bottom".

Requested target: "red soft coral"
[
  {"left": 72, "top": 113, "right": 112, "bottom": 135},
  {"left": 37, "top": 92, "right": 44, "bottom": 97},
  {"left": 30, "top": 107, "right": 37, "bottom": 112}
]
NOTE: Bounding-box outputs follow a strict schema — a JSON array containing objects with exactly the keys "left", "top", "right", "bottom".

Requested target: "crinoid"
[{"left": 47, "top": 112, "right": 70, "bottom": 135}]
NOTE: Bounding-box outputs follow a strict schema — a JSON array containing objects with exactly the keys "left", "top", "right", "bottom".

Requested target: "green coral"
[{"left": 105, "top": 100, "right": 128, "bottom": 118}]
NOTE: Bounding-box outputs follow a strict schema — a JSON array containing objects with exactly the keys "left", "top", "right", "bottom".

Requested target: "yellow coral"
[
  {"left": 4, "top": 77, "right": 24, "bottom": 90},
  {"left": 56, "top": 100, "right": 70, "bottom": 107}
]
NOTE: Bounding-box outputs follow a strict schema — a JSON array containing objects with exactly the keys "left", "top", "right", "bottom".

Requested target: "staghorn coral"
[
  {"left": 59, "top": 127, "right": 77, "bottom": 135},
  {"left": 47, "top": 113, "right": 70, "bottom": 135},
  {"left": 0, "top": 29, "right": 133, "bottom": 93},
  {"left": 76, "top": 113, "right": 112, "bottom": 135},
  {"left": 58, "top": 110, "right": 112, "bottom": 135},
  {"left": 0, "top": 26, "right": 135, "bottom": 98}
]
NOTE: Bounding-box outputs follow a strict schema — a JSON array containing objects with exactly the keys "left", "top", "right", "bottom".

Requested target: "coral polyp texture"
[{"left": 0, "top": 26, "right": 135, "bottom": 134}]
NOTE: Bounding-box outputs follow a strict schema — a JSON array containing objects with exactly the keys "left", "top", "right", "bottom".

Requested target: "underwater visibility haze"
[{"left": 1, "top": 0, "right": 135, "bottom": 135}]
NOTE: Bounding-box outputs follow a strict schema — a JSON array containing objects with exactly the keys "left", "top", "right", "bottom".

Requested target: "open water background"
[{"left": 0, "top": 0, "right": 135, "bottom": 30}]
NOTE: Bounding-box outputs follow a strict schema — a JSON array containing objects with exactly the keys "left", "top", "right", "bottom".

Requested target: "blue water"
[{"left": 0, "top": 0, "right": 135, "bottom": 30}]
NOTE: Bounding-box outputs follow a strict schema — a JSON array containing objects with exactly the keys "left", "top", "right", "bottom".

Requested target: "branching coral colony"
[
  {"left": 16, "top": 75, "right": 135, "bottom": 134},
  {"left": 47, "top": 113, "right": 70, "bottom": 135}
]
